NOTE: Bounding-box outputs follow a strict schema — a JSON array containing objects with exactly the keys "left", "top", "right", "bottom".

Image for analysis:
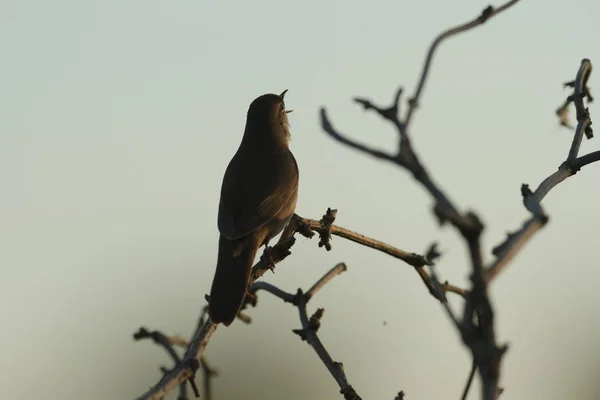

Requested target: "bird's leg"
[
  {"left": 244, "top": 291, "right": 257, "bottom": 303},
  {"left": 260, "top": 240, "right": 276, "bottom": 272}
]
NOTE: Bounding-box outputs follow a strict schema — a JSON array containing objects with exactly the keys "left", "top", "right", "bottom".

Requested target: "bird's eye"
[{"left": 280, "top": 102, "right": 285, "bottom": 110}]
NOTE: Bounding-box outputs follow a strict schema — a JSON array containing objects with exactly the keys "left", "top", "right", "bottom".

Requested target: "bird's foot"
[{"left": 260, "top": 246, "right": 276, "bottom": 272}]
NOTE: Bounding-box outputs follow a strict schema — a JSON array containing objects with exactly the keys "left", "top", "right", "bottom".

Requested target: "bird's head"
[{"left": 245, "top": 90, "right": 293, "bottom": 145}]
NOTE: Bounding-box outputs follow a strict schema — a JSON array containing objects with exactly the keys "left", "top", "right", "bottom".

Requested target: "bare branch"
[
  {"left": 320, "top": 108, "right": 399, "bottom": 163},
  {"left": 320, "top": 4, "right": 527, "bottom": 399},
  {"left": 404, "top": 0, "right": 522, "bottom": 129},
  {"left": 249, "top": 281, "right": 296, "bottom": 303},
  {"left": 461, "top": 359, "right": 477, "bottom": 400},
  {"left": 249, "top": 263, "right": 360, "bottom": 398},
  {"left": 291, "top": 264, "right": 360, "bottom": 399},
  {"left": 426, "top": 264, "right": 461, "bottom": 330},
  {"left": 571, "top": 149, "right": 600, "bottom": 170},
  {"left": 306, "top": 262, "right": 348, "bottom": 301},
  {"left": 486, "top": 217, "right": 546, "bottom": 283},
  {"left": 135, "top": 319, "right": 217, "bottom": 399},
  {"left": 199, "top": 357, "right": 217, "bottom": 400},
  {"left": 487, "top": 59, "right": 596, "bottom": 282},
  {"left": 133, "top": 3, "right": 598, "bottom": 400},
  {"left": 294, "top": 212, "right": 467, "bottom": 302},
  {"left": 295, "top": 296, "right": 361, "bottom": 400},
  {"left": 133, "top": 328, "right": 189, "bottom": 400},
  {"left": 297, "top": 214, "right": 431, "bottom": 267},
  {"left": 135, "top": 207, "right": 464, "bottom": 399}
]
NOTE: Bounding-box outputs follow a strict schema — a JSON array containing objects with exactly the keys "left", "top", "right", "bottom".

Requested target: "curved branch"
[
  {"left": 487, "top": 59, "right": 596, "bottom": 283},
  {"left": 404, "top": 0, "right": 522, "bottom": 129}
]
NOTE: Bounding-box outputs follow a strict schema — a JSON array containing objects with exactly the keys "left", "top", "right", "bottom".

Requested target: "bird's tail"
[{"left": 208, "top": 235, "right": 257, "bottom": 326}]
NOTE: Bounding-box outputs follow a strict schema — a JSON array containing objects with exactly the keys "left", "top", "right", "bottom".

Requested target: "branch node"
[
  {"left": 394, "top": 391, "right": 406, "bottom": 400},
  {"left": 309, "top": 308, "right": 325, "bottom": 333},
  {"left": 268, "top": 236, "right": 297, "bottom": 264},
  {"left": 340, "top": 385, "right": 361, "bottom": 400},
  {"left": 425, "top": 242, "right": 442, "bottom": 263},
  {"left": 292, "top": 288, "right": 305, "bottom": 306},
  {"left": 478, "top": 5, "right": 495, "bottom": 23},
  {"left": 520, "top": 183, "right": 532, "bottom": 198},
  {"left": 460, "top": 211, "right": 484, "bottom": 240},
  {"left": 294, "top": 215, "right": 316, "bottom": 238},
  {"left": 318, "top": 208, "right": 338, "bottom": 250}
]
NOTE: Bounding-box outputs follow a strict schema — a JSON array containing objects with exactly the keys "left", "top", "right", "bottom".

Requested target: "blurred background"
[{"left": 2, "top": 0, "right": 600, "bottom": 399}]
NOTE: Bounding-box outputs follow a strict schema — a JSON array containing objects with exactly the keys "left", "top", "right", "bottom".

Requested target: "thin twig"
[
  {"left": 306, "top": 263, "right": 348, "bottom": 300},
  {"left": 426, "top": 264, "right": 461, "bottom": 330},
  {"left": 461, "top": 359, "right": 477, "bottom": 400},
  {"left": 404, "top": 0, "right": 522, "bottom": 129},
  {"left": 298, "top": 215, "right": 430, "bottom": 267},
  {"left": 293, "top": 213, "right": 466, "bottom": 301},
  {"left": 250, "top": 264, "right": 361, "bottom": 399},
  {"left": 135, "top": 208, "right": 461, "bottom": 400},
  {"left": 321, "top": 3, "right": 524, "bottom": 399},
  {"left": 320, "top": 109, "right": 399, "bottom": 163},
  {"left": 486, "top": 59, "right": 596, "bottom": 282},
  {"left": 249, "top": 281, "right": 296, "bottom": 303},
  {"left": 133, "top": 328, "right": 189, "bottom": 400},
  {"left": 293, "top": 265, "right": 361, "bottom": 400},
  {"left": 199, "top": 358, "right": 217, "bottom": 400}
]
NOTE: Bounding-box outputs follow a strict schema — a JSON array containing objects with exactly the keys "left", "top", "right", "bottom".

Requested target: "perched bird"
[{"left": 208, "top": 90, "right": 299, "bottom": 326}]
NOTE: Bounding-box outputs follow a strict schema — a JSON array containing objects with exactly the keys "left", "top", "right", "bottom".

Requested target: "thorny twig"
[
  {"left": 133, "top": 327, "right": 190, "bottom": 400},
  {"left": 135, "top": 209, "right": 465, "bottom": 400},
  {"left": 134, "top": 213, "right": 306, "bottom": 400},
  {"left": 486, "top": 58, "right": 595, "bottom": 283},
  {"left": 292, "top": 210, "right": 466, "bottom": 302},
  {"left": 135, "top": 3, "right": 600, "bottom": 400},
  {"left": 319, "top": 1, "right": 600, "bottom": 399},
  {"left": 322, "top": 8, "right": 597, "bottom": 400},
  {"left": 250, "top": 263, "right": 363, "bottom": 400}
]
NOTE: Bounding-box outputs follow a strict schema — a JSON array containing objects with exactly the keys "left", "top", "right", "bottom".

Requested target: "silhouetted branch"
[
  {"left": 404, "top": 0, "right": 522, "bottom": 130},
  {"left": 319, "top": 2, "right": 549, "bottom": 399},
  {"left": 135, "top": 207, "right": 460, "bottom": 399},
  {"left": 296, "top": 210, "right": 430, "bottom": 267},
  {"left": 133, "top": 3, "right": 600, "bottom": 400},
  {"left": 295, "top": 211, "right": 468, "bottom": 302},
  {"left": 321, "top": 0, "right": 523, "bottom": 235},
  {"left": 133, "top": 328, "right": 189, "bottom": 400},
  {"left": 252, "top": 263, "right": 362, "bottom": 400},
  {"left": 306, "top": 262, "right": 347, "bottom": 300},
  {"left": 461, "top": 359, "right": 477, "bottom": 400},
  {"left": 487, "top": 59, "right": 596, "bottom": 282}
]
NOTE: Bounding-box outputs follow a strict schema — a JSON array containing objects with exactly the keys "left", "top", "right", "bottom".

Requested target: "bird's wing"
[{"left": 217, "top": 148, "right": 299, "bottom": 240}]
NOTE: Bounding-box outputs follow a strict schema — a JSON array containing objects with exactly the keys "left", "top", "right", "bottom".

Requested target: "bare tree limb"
[
  {"left": 404, "top": 0, "right": 522, "bottom": 130},
  {"left": 297, "top": 210, "right": 431, "bottom": 267},
  {"left": 199, "top": 357, "right": 217, "bottom": 400},
  {"left": 135, "top": 220, "right": 309, "bottom": 400},
  {"left": 135, "top": 209, "right": 458, "bottom": 400},
  {"left": 461, "top": 359, "right": 477, "bottom": 400},
  {"left": 486, "top": 59, "right": 596, "bottom": 282},
  {"left": 322, "top": 0, "right": 522, "bottom": 235},
  {"left": 306, "top": 262, "right": 347, "bottom": 300},
  {"left": 133, "top": 327, "right": 190, "bottom": 400},
  {"left": 148, "top": 329, "right": 218, "bottom": 400},
  {"left": 250, "top": 263, "right": 361, "bottom": 399},
  {"left": 319, "top": 2, "right": 525, "bottom": 399},
  {"left": 249, "top": 281, "right": 296, "bottom": 303},
  {"left": 292, "top": 211, "right": 466, "bottom": 302}
]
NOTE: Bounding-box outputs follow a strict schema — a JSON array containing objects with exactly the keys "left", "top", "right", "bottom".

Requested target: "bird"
[{"left": 208, "top": 90, "right": 299, "bottom": 326}]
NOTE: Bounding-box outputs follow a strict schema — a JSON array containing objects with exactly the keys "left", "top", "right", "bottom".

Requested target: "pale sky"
[{"left": 2, "top": 0, "right": 600, "bottom": 399}]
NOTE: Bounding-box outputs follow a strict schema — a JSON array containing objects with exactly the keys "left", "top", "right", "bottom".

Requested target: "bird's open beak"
[{"left": 279, "top": 89, "right": 288, "bottom": 99}]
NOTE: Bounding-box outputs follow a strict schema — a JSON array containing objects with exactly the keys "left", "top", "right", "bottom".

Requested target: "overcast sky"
[{"left": 2, "top": 0, "right": 600, "bottom": 399}]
